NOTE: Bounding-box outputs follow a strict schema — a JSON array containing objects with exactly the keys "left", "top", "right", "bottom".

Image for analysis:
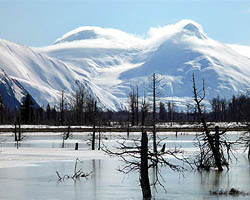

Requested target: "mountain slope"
[
  {"left": 119, "top": 24, "right": 250, "bottom": 100},
  {"left": 0, "top": 39, "right": 124, "bottom": 110},
  {"left": 1, "top": 20, "right": 250, "bottom": 110},
  {"left": 38, "top": 20, "right": 250, "bottom": 108},
  {"left": 227, "top": 44, "right": 250, "bottom": 59},
  {"left": 0, "top": 68, "right": 38, "bottom": 109}
]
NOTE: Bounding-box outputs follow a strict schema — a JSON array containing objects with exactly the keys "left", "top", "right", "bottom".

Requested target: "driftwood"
[
  {"left": 210, "top": 188, "right": 249, "bottom": 196},
  {"left": 56, "top": 158, "right": 92, "bottom": 181}
]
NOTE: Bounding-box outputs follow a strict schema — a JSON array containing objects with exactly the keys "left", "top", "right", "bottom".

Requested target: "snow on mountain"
[
  {"left": 54, "top": 26, "right": 143, "bottom": 47},
  {"left": 0, "top": 39, "right": 124, "bottom": 110},
  {"left": 0, "top": 68, "right": 38, "bottom": 109},
  {"left": 1, "top": 20, "right": 250, "bottom": 110},
  {"left": 120, "top": 24, "right": 250, "bottom": 100},
  {"left": 38, "top": 20, "right": 250, "bottom": 109},
  {"left": 227, "top": 44, "right": 250, "bottom": 59}
]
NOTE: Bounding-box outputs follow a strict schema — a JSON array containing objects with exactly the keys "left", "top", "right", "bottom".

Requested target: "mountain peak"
[
  {"left": 2, "top": 20, "right": 249, "bottom": 111},
  {"left": 181, "top": 21, "right": 207, "bottom": 39},
  {"left": 55, "top": 27, "right": 98, "bottom": 44},
  {"left": 183, "top": 22, "right": 200, "bottom": 32},
  {"left": 54, "top": 26, "right": 137, "bottom": 45}
]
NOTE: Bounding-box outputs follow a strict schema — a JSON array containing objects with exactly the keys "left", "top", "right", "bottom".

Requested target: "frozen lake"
[{"left": 0, "top": 132, "right": 249, "bottom": 199}]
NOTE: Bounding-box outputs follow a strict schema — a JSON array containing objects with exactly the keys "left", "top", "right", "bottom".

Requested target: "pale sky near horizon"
[{"left": 0, "top": 0, "right": 250, "bottom": 47}]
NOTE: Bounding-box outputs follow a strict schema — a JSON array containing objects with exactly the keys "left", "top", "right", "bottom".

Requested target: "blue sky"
[{"left": 0, "top": 0, "right": 250, "bottom": 47}]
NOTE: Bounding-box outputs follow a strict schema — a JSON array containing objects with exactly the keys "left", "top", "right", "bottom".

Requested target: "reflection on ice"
[
  {"left": 0, "top": 132, "right": 249, "bottom": 199},
  {"left": 0, "top": 157, "right": 249, "bottom": 200}
]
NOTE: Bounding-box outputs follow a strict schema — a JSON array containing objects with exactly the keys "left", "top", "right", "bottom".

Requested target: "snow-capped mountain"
[
  {"left": 0, "top": 39, "right": 124, "bottom": 110},
  {"left": 1, "top": 20, "right": 250, "bottom": 110}
]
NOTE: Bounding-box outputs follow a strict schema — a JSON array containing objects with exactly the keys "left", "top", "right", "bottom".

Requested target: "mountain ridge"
[{"left": 1, "top": 20, "right": 250, "bottom": 110}]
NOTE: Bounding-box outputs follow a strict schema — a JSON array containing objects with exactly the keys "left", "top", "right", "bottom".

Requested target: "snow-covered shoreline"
[
  {"left": 0, "top": 122, "right": 248, "bottom": 129},
  {"left": 0, "top": 130, "right": 244, "bottom": 169},
  {"left": 0, "top": 147, "right": 109, "bottom": 168}
]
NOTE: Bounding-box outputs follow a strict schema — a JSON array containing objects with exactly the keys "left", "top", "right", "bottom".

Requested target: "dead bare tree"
[
  {"left": 14, "top": 120, "right": 26, "bottom": 149},
  {"left": 152, "top": 73, "right": 157, "bottom": 154},
  {"left": 71, "top": 83, "right": 86, "bottom": 124},
  {"left": 92, "top": 101, "right": 97, "bottom": 150},
  {"left": 140, "top": 130, "right": 151, "bottom": 198},
  {"left": 148, "top": 73, "right": 165, "bottom": 154},
  {"left": 237, "top": 130, "right": 250, "bottom": 159},
  {"left": 102, "top": 128, "right": 187, "bottom": 199},
  {"left": 61, "top": 126, "right": 72, "bottom": 148},
  {"left": 128, "top": 87, "right": 137, "bottom": 126},
  {"left": 192, "top": 73, "right": 235, "bottom": 171},
  {"left": 141, "top": 91, "right": 150, "bottom": 126},
  {"left": 136, "top": 85, "right": 139, "bottom": 126},
  {"left": 234, "top": 97, "right": 250, "bottom": 160}
]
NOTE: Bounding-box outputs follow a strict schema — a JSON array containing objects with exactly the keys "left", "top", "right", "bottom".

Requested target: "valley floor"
[{"left": 0, "top": 131, "right": 249, "bottom": 199}]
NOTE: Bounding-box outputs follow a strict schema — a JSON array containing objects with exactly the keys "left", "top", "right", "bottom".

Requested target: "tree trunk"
[
  {"left": 60, "top": 90, "right": 64, "bottom": 126},
  {"left": 75, "top": 142, "right": 78, "bottom": 150},
  {"left": 199, "top": 102, "right": 223, "bottom": 171},
  {"left": 92, "top": 101, "right": 97, "bottom": 150},
  {"left": 136, "top": 85, "right": 139, "bottom": 126},
  {"left": 142, "top": 111, "right": 145, "bottom": 126},
  {"left": 140, "top": 128, "right": 152, "bottom": 199},
  {"left": 18, "top": 120, "right": 21, "bottom": 141},
  {"left": 213, "top": 126, "right": 223, "bottom": 171},
  {"left": 62, "top": 137, "right": 65, "bottom": 148},
  {"left": 192, "top": 74, "right": 223, "bottom": 171},
  {"left": 14, "top": 122, "right": 17, "bottom": 141},
  {"left": 98, "top": 122, "right": 101, "bottom": 150},
  {"left": 92, "top": 122, "right": 96, "bottom": 150},
  {"left": 152, "top": 73, "right": 157, "bottom": 154},
  {"left": 127, "top": 112, "right": 130, "bottom": 138},
  {"left": 132, "top": 107, "right": 135, "bottom": 126}
]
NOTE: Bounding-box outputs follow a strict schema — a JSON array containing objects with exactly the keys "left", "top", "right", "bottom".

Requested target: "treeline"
[
  {"left": 156, "top": 94, "right": 250, "bottom": 123},
  {"left": 0, "top": 89, "right": 250, "bottom": 125},
  {"left": 209, "top": 95, "right": 250, "bottom": 122}
]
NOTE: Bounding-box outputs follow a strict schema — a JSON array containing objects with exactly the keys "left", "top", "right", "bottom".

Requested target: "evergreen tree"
[
  {"left": 72, "top": 84, "right": 85, "bottom": 124},
  {"left": 60, "top": 90, "right": 65, "bottom": 125},
  {"left": 141, "top": 92, "right": 150, "bottom": 126},
  {"left": 46, "top": 103, "right": 51, "bottom": 122},
  {"left": 21, "top": 93, "right": 34, "bottom": 124},
  {"left": 51, "top": 106, "right": 57, "bottom": 125},
  {"left": 0, "top": 94, "right": 3, "bottom": 124},
  {"left": 128, "top": 89, "right": 136, "bottom": 126},
  {"left": 159, "top": 102, "right": 166, "bottom": 121}
]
